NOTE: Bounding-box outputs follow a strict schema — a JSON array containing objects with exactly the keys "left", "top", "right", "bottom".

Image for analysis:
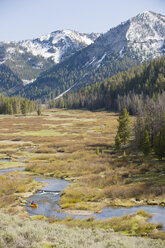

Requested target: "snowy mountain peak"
[
  {"left": 71, "top": 11, "right": 165, "bottom": 73},
  {"left": 134, "top": 10, "right": 165, "bottom": 20},
  {"left": 21, "top": 30, "right": 100, "bottom": 63},
  {"left": 134, "top": 10, "right": 157, "bottom": 19},
  {"left": 39, "top": 29, "right": 96, "bottom": 45},
  {"left": 123, "top": 11, "right": 165, "bottom": 61},
  {"left": 127, "top": 11, "right": 165, "bottom": 42},
  {"left": 98, "top": 11, "right": 165, "bottom": 62}
]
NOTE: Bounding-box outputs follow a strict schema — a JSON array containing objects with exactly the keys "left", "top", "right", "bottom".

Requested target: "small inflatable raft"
[{"left": 30, "top": 203, "right": 38, "bottom": 208}]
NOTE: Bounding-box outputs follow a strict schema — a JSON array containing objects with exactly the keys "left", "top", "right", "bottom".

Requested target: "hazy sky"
[{"left": 0, "top": 0, "right": 165, "bottom": 42}]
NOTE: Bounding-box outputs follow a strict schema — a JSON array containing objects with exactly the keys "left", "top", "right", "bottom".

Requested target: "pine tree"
[
  {"left": 115, "top": 132, "right": 121, "bottom": 149},
  {"left": 8, "top": 103, "right": 13, "bottom": 115},
  {"left": 141, "top": 130, "right": 151, "bottom": 155},
  {"left": 21, "top": 100, "right": 28, "bottom": 115},
  {"left": 154, "top": 130, "right": 165, "bottom": 160},
  {"left": 117, "top": 108, "right": 131, "bottom": 145},
  {"left": 37, "top": 107, "right": 41, "bottom": 116}
]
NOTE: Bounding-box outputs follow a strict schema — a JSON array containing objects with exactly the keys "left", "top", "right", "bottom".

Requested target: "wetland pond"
[{"left": 0, "top": 165, "right": 165, "bottom": 230}]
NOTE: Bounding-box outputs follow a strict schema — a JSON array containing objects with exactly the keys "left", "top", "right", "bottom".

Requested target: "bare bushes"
[
  {"left": 104, "top": 183, "right": 165, "bottom": 199},
  {"left": 104, "top": 183, "right": 147, "bottom": 199},
  {"left": 0, "top": 175, "right": 39, "bottom": 208}
]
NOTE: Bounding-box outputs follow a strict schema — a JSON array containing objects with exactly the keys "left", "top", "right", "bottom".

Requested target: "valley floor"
[{"left": 0, "top": 108, "right": 165, "bottom": 244}]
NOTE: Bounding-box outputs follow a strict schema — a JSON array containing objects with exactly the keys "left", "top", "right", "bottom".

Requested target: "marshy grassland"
[{"left": 0, "top": 109, "right": 165, "bottom": 246}]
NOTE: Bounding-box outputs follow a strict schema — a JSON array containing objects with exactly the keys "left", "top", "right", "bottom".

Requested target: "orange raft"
[{"left": 30, "top": 203, "right": 38, "bottom": 208}]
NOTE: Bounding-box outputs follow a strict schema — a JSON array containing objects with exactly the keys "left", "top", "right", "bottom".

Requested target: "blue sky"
[{"left": 0, "top": 0, "right": 165, "bottom": 41}]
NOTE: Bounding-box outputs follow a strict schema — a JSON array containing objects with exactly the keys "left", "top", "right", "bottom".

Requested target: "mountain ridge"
[
  {"left": 0, "top": 30, "right": 100, "bottom": 83},
  {"left": 16, "top": 10, "right": 165, "bottom": 101},
  {"left": 0, "top": 11, "right": 165, "bottom": 101},
  {"left": 20, "top": 30, "right": 100, "bottom": 64}
]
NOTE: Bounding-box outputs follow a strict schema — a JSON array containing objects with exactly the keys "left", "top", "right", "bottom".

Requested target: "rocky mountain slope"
[
  {"left": 20, "top": 30, "right": 99, "bottom": 64},
  {"left": 0, "top": 30, "right": 99, "bottom": 83},
  {"left": 18, "top": 11, "right": 165, "bottom": 101}
]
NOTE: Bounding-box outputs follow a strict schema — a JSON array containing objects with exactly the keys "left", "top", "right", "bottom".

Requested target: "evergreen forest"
[
  {"left": 0, "top": 94, "right": 36, "bottom": 115},
  {"left": 50, "top": 56, "right": 165, "bottom": 114},
  {"left": 0, "top": 64, "right": 23, "bottom": 94}
]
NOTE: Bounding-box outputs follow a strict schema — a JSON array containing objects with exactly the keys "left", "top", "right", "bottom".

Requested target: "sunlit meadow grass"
[{"left": 0, "top": 109, "right": 164, "bottom": 212}]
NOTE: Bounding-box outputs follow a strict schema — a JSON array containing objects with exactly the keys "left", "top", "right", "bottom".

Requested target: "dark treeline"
[
  {"left": 134, "top": 93, "right": 165, "bottom": 159},
  {"left": 49, "top": 56, "right": 165, "bottom": 115},
  {"left": 0, "top": 94, "right": 36, "bottom": 115},
  {"left": 115, "top": 101, "right": 165, "bottom": 159}
]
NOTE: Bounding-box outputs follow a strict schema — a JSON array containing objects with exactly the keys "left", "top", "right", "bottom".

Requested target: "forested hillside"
[
  {"left": 5, "top": 49, "right": 53, "bottom": 83},
  {"left": 51, "top": 56, "right": 165, "bottom": 114},
  {"left": 0, "top": 64, "right": 23, "bottom": 95},
  {"left": 17, "top": 51, "right": 138, "bottom": 101}
]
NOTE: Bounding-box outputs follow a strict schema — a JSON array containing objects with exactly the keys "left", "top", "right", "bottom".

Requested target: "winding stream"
[
  {"left": 26, "top": 178, "right": 71, "bottom": 218},
  {"left": 0, "top": 167, "right": 25, "bottom": 174},
  {"left": 0, "top": 165, "right": 165, "bottom": 230},
  {"left": 0, "top": 158, "right": 25, "bottom": 174}
]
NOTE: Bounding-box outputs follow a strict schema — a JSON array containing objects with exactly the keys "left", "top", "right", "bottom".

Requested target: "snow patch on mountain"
[
  {"left": 21, "top": 40, "right": 54, "bottom": 59},
  {"left": 6, "top": 47, "right": 16, "bottom": 54},
  {"left": 0, "top": 60, "right": 6, "bottom": 65},
  {"left": 22, "top": 79, "right": 35, "bottom": 85},
  {"left": 127, "top": 11, "right": 165, "bottom": 42},
  {"left": 20, "top": 30, "right": 100, "bottom": 63},
  {"left": 125, "top": 11, "right": 165, "bottom": 61},
  {"left": 95, "top": 53, "right": 107, "bottom": 67},
  {"left": 119, "top": 47, "right": 124, "bottom": 57}
]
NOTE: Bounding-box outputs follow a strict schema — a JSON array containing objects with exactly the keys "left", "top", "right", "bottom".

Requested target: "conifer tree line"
[
  {"left": 49, "top": 56, "right": 165, "bottom": 114},
  {"left": 116, "top": 103, "right": 165, "bottom": 159},
  {"left": 134, "top": 94, "right": 165, "bottom": 159},
  {"left": 0, "top": 94, "right": 36, "bottom": 115}
]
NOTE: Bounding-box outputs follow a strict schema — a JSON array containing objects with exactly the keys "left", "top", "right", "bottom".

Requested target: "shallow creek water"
[
  {"left": 0, "top": 167, "right": 25, "bottom": 174},
  {"left": 0, "top": 165, "right": 165, "bottom": 230},
  {"left": 0, "top": 158, "right": 25, "bottom": 174}
]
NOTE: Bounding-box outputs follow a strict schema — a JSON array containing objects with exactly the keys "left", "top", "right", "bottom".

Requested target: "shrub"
[{"left": 104, "top": 184, "right": 146, "bottom": 199}]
